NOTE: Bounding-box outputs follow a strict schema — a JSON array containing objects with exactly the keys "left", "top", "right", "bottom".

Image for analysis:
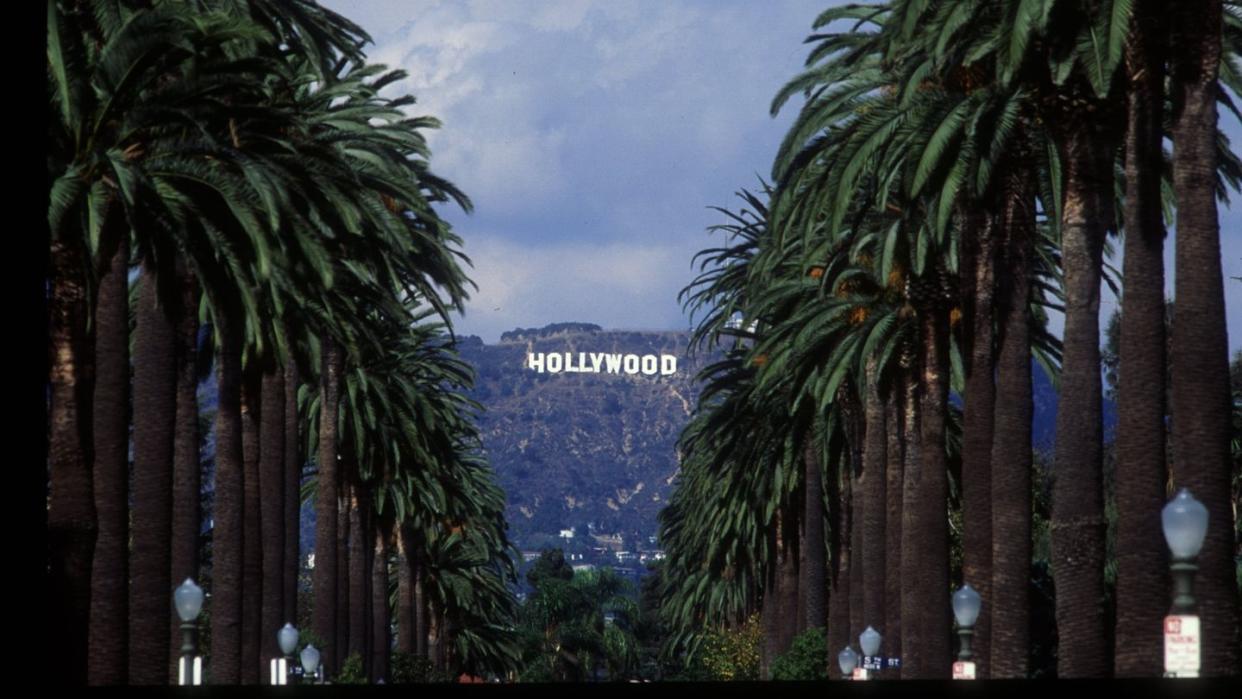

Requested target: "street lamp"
[
  {"left": 174, "top": 578, "right": 205, "bottom": 686},
  {"left": 859, "top": 626, "right": 882, "bottom": 679},
  {"left": 952, "top": 584, "right": 981, "bottom": 680},
  {"left": 837, "top": 646, "right": 858, "bottom": 680},
  {"left": 270, "top": 623, "right": 299, "bottom": 685},
  {"left": 300, "top": 644, "right": 322, "bottom": 684},
  {"left": 1161, "top": 488, "right": 1209, "bottom": 678}
]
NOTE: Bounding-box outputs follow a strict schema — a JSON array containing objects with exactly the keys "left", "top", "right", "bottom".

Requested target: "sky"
[{"left": 320, "top": 0, "right": 1241, "bottom": 353}]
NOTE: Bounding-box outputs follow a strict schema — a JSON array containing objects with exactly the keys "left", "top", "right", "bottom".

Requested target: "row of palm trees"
[
  {"left": 662, "top": 0, "right": 1240, "bottom": 679},
  {"left": 46, "top": 0, "right": 517, "bottom": 685}
]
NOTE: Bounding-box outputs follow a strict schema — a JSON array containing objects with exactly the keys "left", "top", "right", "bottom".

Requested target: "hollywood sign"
[{"left": 526, "top": 352, "right": 678, "bottom": 376}]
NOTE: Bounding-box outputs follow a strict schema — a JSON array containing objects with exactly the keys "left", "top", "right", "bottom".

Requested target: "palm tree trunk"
[
  {"left": 429, "top": 601, "right": 444, "bottom": 671},
  {"left": 778, "top": 504, "right": 801, "bottom": 652},
  {"left": 89, "top": 228, "right": 127, "bottom": 686},
  {"left": 336, "top": 474, "right": 350, "bottom": 672},
  {"left": 48, "top": 230, "right": 96, "bottom": 687},
  {"left": 761, "top": 511, "right": 780, "bottom": 678},
  {"left": 415, "top": 550, "right": 429, "bottom": 659},
  {"left": 282, "top": 353, "right": 300, "bottom": 627},
  {"left": 1170, "top": 0, "right": 1241, "bottom": 675},
  {"left": 208, "top": 297, "right": 245, "bottom": 684},
  {"left": 916, "top": 308, "right": 951, "bottom": 678},
  {"left": 848, "top": 466, "right": 864, "bottom": 645},
  {"left": 1114, "top": 0, "right": 1170, "bottom": 676},
  {"left": 959, "top": 207, "right": 996, "bottom": 678},
  {"left": 371, "top": 522, "right": 390, "bottom": 683},
  {"left": 797, "top": 510, "right": 809, "bottom": 637},
  {"left": 803, "top": 433, "right": 826, "bottom": 631},
  {"left": 348, "top": 481, "right": 368, "bottom": 664},
  {"left": 826, "top": 444, "right": 851, "bottom": 668},
  {"left": 862, "top": 360, "right": 887, "bottom": 645},
  {"left": 240, "top": 371, "right": 263, "bottom": 683},
  {"left": 884, "top": 384, "right": 904, "bottom": 678},
  {"left": 260, "top": 362, "right": 286, "bottom": 664},
  {"left": 990, "top": 155, "right": 1035, "bottom": 679},
  {"left": 899, "top": 359, "right": 924, "bottom": 676},
  {"left": 312, "top": 336, "right": 342, "bottom": 674},
  {"left": 169, "top": 264, "right": 200, "bottom": 683},
  {"left": 396, "top": 524, "right": 414, "bottom": 654},
  {"left": 131, "top": 265, "right": 177, "bottom": 684},
  {"left": 1051, "top": 113, "right": 1113, "bottom": 678}
]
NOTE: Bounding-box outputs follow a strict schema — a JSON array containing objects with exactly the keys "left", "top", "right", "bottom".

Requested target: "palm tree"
[
  {"left": 990, "top": 153, "right": 1037, "bottom": 679},
  {"left": 282, "top": 348, "right": 301, "bottom": 630},
  {"left": 130, "top": 265, "right": 179, "bottom": 684},
  {"left": 169, "top": 263, "right": 201, "bottom": 682},
  {"left": 1169, "top": 0, "right": 1242, "bottom": 676},
  {"left": 259, "top": 355, "right": 287, "bottom": 670},
  {"left": 861, "top": 358, "right": 887, "bottom": 644},
  {"left": 313, "top": 334, "right": 343, "bottom": 672},
  {"left": 89, "top": 204, "right": 129, "bottom": 686},
  {"left": 958, "top": 203, "right": 996, "bottom": 677},
  {"left": 1113, "top": 0, "right": 1171, "bottom": 676}
]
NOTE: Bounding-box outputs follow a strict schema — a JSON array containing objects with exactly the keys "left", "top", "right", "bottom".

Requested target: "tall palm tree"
[
  {"left": 259, "top": 355, "right": 287, "bottom": 668},
  {"left": 169, "top": 263, "right": 201, "bottom": 682},
  {"left": 958, "top": 204, "right": 996, "bottom": 677},
  {"left": 1169, "top": 0, "right": 1242, "bottom": 676},
  {"left": 1113, "top": 0, "right": 1171, "bottom": 676},
  {"left": 89, "top": 205, "right": 128, "bottom": 686},
  {"left": 990, "top": 153, "right": 1037, "bottom": 679},
  {"left": 130, "top": 264, "right": 179, "bottom": 684},
  {"left": 861, "top": 359, "right": 887, "bottom": 646},
  {"left": 313, "top": 334, "right": 343, "bottom": 671},
  {"left": 282, "top": 349, "right": 300, "bottom": 630}
]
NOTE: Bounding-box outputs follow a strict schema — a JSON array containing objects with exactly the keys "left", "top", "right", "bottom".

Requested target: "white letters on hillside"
[{"left": 526, "top": 352, "right": 678, "bottom": 376}]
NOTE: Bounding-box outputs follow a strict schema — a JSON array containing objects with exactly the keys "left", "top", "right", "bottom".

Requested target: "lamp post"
[
  {"left": 951, "top": 584, "right": 981, "bottom": 680},
  {"left": 270, "top": 623, "right": 299, "bottom": 685},
  {"left": 837, "top": 646, "right": 858, "bottom": 680},
  {"left": 1161, "top": 488, "right": 1208, "bottom": 678},
  {"left": 300, "top": 644, "right": 323, "bottom": 685},
  {"left": 174, "top": 578, "right": 205, "bottom": 686},
  {"left": 859, "top": 626, "right": 882, "bottom": 680}
]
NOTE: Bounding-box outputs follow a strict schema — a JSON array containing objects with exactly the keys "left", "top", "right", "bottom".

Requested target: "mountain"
[
  {"left": 457, "top": 324, "right": 712, "bottom": 560},
  {"left": 190, "top": 322, "right": 1117, "bottom": 567},
  {"left": 460, "top": 324, "right": 1117, "bottom": 560}
]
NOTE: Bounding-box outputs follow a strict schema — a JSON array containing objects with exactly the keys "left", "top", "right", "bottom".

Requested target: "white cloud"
[{"left": 453, "top": 233, "right": 702, "bottom": 341}]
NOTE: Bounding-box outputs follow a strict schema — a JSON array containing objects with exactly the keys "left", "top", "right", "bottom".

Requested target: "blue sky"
[{"left": 321, "top": 0, "right": 1241, "bottom": 353}]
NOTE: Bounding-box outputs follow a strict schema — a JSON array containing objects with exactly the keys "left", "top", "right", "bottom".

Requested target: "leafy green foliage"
[
  {"left": 696, "top": 614, "right": 762, "bottom": 681},
  {"left": 334, "top": 653, "right": 367, "bottom": 685},
  {"left": 516, "top": 555, "right": 641, "bottom": 682},
  {"left": 770, "top": 627, "right": 828, "bottom": 681},
  {"left": 389, "top": 653, "right": 451, "bottom": 684}
]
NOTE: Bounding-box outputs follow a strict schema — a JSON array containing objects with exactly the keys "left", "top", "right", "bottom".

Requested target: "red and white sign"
[
  {"left": 952, "top": 661, "right": 976, "bottom": 680},
  {"left": 851, "top": 668, "right": 868, "bottom": 681},
  {"left": 1164, "top": 615, "right": 1200, "bottom": 677}
]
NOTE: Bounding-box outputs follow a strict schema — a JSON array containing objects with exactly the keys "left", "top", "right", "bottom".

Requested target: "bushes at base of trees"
[{"left": 770, "top": 628, "right": 827, "bottom": 681}]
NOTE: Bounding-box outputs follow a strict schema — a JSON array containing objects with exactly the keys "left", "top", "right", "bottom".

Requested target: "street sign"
[
  {"left": 863, "top": 656, "right": 883, "bottom": 671},
  {"left": 885, "top": 657, "right": 901, "bottom": 669},
  {"left": 1164, "top": 615, "right": 1200, "bottom": 677},
  {"left": 952, "top": 661, "right": 976, "bottom": 680}
]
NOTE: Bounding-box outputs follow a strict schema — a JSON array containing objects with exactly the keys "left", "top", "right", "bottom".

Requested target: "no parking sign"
[{"left": 1163, "top": 615, "right": 1200, "bottom": 677}]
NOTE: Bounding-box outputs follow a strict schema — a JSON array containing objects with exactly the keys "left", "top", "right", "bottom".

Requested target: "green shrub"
[
  {"left": 390, "top": 653, "right": 450, "bottom": 683},
  {"left": 770, "top": 627, "right": 828, "bottom": 680},
  {"left": 334, "top": 652, "right": 367, "bottom": 684},
  {"left": 698, "top": 613, "right": 761, "bottom": 681}
]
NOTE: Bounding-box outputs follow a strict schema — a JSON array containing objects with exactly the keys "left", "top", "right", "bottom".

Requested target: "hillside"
[{"left": 457, "top": 324, "right": 712, "bottom": 559}]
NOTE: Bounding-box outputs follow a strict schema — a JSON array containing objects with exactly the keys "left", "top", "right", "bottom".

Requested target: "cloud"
[{"left": 451, "top": 233, "right": 703, "bottom": 342}]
